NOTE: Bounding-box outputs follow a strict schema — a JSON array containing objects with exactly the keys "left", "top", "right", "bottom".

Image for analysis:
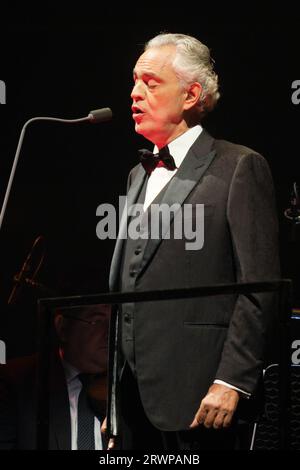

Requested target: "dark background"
[{"left": 0, "top": 6, "right": 299, "bottom": 358}]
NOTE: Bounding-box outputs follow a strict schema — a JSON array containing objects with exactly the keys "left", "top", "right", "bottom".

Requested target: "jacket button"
[
  {"left": 124, "top": 313, "right": 131, "bottom": 323},
  {"left": 134, "top": 248, "right": 141, "bottom": 255},
  {"left": 130, "top": 270, "right": 137, "bottom": 277}
]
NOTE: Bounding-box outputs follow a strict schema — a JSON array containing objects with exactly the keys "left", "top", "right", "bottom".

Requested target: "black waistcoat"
[{"left": 119, "top": 173, "right": 170, "bottom": 373}]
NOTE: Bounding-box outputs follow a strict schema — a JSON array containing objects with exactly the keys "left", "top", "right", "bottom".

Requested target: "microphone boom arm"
[{"left": 0, "top": 108, "right": 112, "bottom": 231}]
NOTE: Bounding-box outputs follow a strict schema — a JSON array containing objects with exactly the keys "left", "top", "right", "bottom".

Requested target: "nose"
[{"left": 131, "top": 80, "right": 144, "bottom": 101}]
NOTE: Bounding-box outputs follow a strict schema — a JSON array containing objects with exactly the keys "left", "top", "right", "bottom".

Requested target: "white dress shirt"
[
  {"left": 143, "top": 125, "right": 250, "bottom": 398},
  {"left": 143, "top": 125, "right": 203, "bottom": 211},
  {"left": 62, "top": 359, "right": 103, "bottom": 450}
]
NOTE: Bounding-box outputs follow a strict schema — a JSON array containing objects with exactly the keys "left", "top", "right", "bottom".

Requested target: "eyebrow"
[
  {"left": 62, "top": 314, "right": 102, "bottom": 325},
  {"left": 132, "top": 70, "right": 160, "bottom": 80}
]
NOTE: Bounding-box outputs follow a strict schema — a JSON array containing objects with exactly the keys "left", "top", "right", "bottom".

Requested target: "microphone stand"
[
  {"left": 0, "top": 108, "right": 112, "bottom": 450},
  {"left": 7, "top": 235, "right": 54, "bottom": 305},
  {"left": 0, "top": 108, "right": 112, "bottom": 231},
  {"left": 0, "top": 116, "right": 87, "bottom": 231}
]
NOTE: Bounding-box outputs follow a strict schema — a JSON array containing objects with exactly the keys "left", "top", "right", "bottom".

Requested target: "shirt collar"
[
  {"left": 153, "top": 125, "right": 203, "bottom": 168},
  {"left": 59, "top": 349, "right": 80, "bottom": 384}
]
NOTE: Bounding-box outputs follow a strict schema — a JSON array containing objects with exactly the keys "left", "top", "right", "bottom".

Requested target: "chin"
[
  {"left": 135, "top": 123, "right": 144, "bottom": 135},
  {"left": 135, "top": 125, "right": 154, "bottom": 142}
]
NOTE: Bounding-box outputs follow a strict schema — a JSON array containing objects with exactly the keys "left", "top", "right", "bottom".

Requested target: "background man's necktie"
[
  {"left": 139, "top": 146, "right": 177, "bottom": 174},
  {"left": 77, "top": 373, "right": 95, "bottom": 450}
]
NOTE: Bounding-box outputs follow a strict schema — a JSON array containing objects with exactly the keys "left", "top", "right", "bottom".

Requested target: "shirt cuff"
[{"left": 214, "top": 379, "right": 251, "bottom": 398}]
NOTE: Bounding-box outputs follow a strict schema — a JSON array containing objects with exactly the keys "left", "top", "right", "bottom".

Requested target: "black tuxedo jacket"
[
  {"left": 107, "top": 130, "right": 280, "bottom": 433},
  {"left": 0, "top": 354, "right": 71, "bottom": 449}
]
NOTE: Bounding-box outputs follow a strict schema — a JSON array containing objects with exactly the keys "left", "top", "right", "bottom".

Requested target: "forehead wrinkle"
[{"left": 134, "top": 48, "right": 176, "bottom": 77}]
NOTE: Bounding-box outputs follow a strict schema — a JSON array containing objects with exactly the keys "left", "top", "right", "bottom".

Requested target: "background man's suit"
[
  {"left": 0, "top": 354, "right": 72, "bottom": 449},
  {"left": 107, "top": 130, "right": 280, "bottom": 435},
  {"left": 0, "top": 352, "right": 108, "bottom": 450}
]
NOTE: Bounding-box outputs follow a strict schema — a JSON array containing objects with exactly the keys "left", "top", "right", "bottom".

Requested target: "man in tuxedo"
[
  {"left": 106, "top": 33, "right": 280, "bottom": 450},
  {"left": 0, "top": 304, "right": 110, "bottom": 449}
]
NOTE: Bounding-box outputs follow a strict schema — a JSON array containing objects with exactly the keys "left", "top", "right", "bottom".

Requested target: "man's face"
[
  {"left": 55, "top": 305, "right": 110, "bottom": 374},
  {"left": 131, "top": 45, "right": 189, "bottom": 146}
]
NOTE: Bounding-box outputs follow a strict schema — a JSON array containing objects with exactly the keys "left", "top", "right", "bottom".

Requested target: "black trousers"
[{"left": 119, "top": 363, "right": 252, "bottom": 451}]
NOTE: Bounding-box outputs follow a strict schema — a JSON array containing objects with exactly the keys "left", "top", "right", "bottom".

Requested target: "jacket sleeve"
[{"left": 215, "top": 152, "right": 280, "bottom": 394}]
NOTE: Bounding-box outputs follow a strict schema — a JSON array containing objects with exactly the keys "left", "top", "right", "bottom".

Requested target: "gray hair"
[{"left": 145, "top": 33, "right": 220, "bottom": 117}]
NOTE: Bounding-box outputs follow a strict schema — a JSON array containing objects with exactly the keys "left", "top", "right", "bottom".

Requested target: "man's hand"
[
  {"left": 101, "top": 417, "right": 115, "bottom": 449},
  {"left": 190, "top": 383, "right": 240, "bottom": 430}
]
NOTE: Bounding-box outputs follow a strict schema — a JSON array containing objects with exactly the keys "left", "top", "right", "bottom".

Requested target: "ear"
[
  {"left": 54, "top": 314, "right": 67, "bottom": 343},
  {"left": 183, "top": 82, "right": 202, "bottom": 110}
]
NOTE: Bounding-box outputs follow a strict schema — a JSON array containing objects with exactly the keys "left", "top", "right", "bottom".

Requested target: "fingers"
[
  {"left": 204, "top": 409, "right": 221, "bottom": 429},
  {"left": 100, "top": 417, "right": 107, "bottom": 434},
  {"left": 100, "top": 417, "right": 116, "bottom": 450},
  {"left": 191, "top": 407, "right": 232, "bottom": 429},
  {"left": 108, "top": 438, "right": 115, "bottom": 450},
  {"left": 189, "top": 405, "right": 207, "bottom": 428},
  {"left": 212, "top": 410, "right": 232, "bottom": 429},
  {"left": 189, "top": 384, "right": 239, "bottom": 430},
  {"left": 223, "top": 411, "right": 233, "bottom": 428},
  {"left": 190, "top": 416, "right": 201, "bottom": 429}
]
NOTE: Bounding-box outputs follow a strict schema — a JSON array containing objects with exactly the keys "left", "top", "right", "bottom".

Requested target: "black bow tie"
[{"left": 138, "top": 146, "right": 177, "bottom": 174}]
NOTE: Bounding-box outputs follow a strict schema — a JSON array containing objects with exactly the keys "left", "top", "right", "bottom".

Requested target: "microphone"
[
  {"left": 88, "top": 107, "right": 113, "bottom": 123},
  {"left": 0, "top": 108, "right": 113, "bottom": 231}
]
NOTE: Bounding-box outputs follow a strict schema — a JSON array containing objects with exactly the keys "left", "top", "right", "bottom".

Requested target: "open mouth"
[
  {"left": 132, "top": 106, "right": 144, "bottom": 115},
  {"left": 132, "top": 108, "right": 145, "bottom": 121}
]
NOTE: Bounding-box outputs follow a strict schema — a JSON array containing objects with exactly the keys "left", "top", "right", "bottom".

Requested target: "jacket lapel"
[
  {"left": 138, "top": 130, "right": 216, "bottom": 277},
  {"left": 49, "top": 353, "right": 72, "bottom": 450},
  {"left": 109, "top": 165, "right": 146, "bottom": 290}
]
